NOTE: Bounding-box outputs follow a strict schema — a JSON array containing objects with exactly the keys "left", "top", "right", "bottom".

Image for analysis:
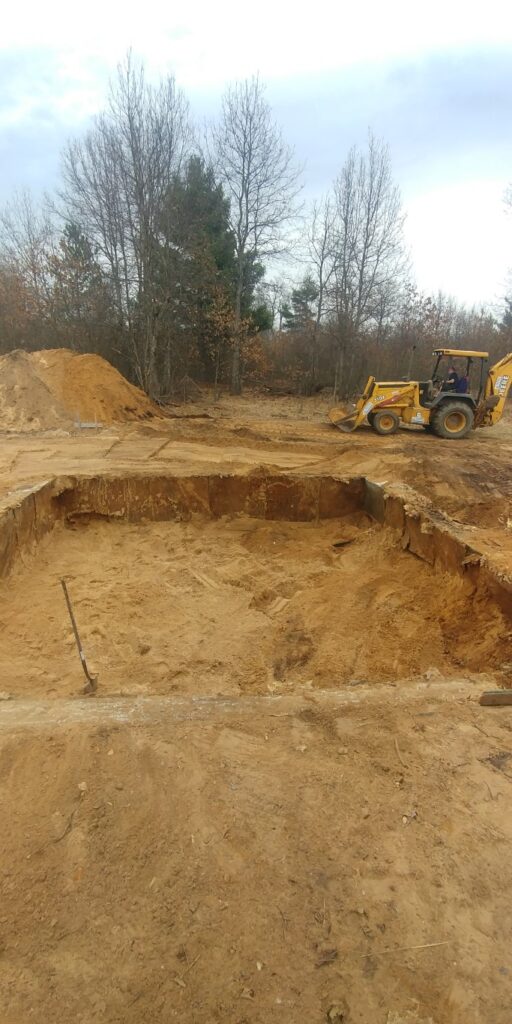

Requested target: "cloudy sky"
[{"left": 1, "top": 0, "right": 511, "bottom": 308}]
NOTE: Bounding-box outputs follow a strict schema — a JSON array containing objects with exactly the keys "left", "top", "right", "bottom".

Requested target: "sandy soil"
[
  {"left": 2, "top": 692, "right": 512, "bottom": 1024},
  {"left": 0, "top": 349, "right": 160, "bottom": 430},
  {"left": 1, "top": 391, "right": 511, "bottom": 565},
  {"left": 2, "top": 513, "right": 509, "bottom": 701},
  {"left": 1, "top": 390, "right": 512, "bottom": 1024}
]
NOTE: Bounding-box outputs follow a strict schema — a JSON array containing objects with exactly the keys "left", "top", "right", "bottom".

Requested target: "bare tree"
[
  {"left": 0, "top": 189, "right": 55, "bottom": 321},
  {"left": 329, "top": 133, "right": 408, "bottom": 398},
  {"left": 211, "top": 76, "right": 302, "bottom": 393},
  {"left": 254, "top": 277, "right": 291, "bottom": 333},
  {"left": 60, "top": 54, "right": 191, "bottom": 393},
  {"left": 306, "top": 197, "right": 337, "bottom": 385},
  {"left": 503, "top": 183, "right": 512, "bottom": 306}
]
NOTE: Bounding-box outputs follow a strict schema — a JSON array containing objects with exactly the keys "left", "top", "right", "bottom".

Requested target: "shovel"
[{"left": 60, "top": 579, "right": 98, "bottom": 694}]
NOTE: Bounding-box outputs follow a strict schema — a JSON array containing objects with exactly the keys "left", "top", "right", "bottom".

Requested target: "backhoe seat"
[{"left": 418, "top": 380, "right": 434, "bottom": 406}]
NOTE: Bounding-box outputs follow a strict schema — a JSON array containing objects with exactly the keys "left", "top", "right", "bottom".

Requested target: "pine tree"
[
  {"left": 48, "top": 222, "right": 113, "bottom": 352},
  {"left": 282, "top": 274, "right": 318, "bottom": 331},
  {"left": 157, "top": 157, "right": 238, "bottom": 388}
]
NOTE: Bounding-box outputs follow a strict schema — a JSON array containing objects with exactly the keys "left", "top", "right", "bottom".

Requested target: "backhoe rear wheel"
[
  {"left": 371, "top": 409, "right": 400, "bottom": 435},
  {"left": 430, "top": 402, "right": 474, "bottom": 440}
]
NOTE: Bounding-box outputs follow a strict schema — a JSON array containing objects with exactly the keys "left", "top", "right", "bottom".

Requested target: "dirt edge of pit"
[{"left": 0, "top": 471, "right": 511, "bottom": 619}]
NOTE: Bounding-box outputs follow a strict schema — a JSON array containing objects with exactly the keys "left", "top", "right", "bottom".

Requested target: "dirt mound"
[{"left": 0, "top": 349, "right": 160, "bottom": 431}]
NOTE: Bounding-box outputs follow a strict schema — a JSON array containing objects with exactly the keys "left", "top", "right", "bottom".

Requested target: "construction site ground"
[{"left": 1, "top": 392, "right": 512, "bottom": 1024}]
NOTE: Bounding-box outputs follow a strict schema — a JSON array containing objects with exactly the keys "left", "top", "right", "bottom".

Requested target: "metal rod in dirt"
[{"left": 60, "top": 579, "right": 97, "bottom": 691}]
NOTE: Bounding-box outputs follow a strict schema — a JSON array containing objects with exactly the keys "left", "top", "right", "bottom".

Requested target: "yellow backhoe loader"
[{"left": 329, "top": 349, "right": 512, "bottom": 439}]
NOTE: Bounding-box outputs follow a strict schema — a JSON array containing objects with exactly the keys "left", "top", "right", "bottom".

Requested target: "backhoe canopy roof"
[{"left": 432, "top": 348, "right": 489, "bottom": 359}]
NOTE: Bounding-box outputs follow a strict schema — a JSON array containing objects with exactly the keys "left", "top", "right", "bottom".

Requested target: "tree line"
[{"left": 0, "top": 55, "right": 510, "bottom": 400}]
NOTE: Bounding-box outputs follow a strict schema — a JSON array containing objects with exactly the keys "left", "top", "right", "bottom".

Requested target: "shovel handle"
[{"left": 60, "top": 579, "right": 97, "bottom": 689}]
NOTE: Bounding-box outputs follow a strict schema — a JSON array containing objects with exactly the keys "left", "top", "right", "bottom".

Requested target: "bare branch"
[
  {"left": 59, "top": 53, "right": 192, "bottom": 393},
  {"left": 210, "top": 75, "right": 302, "bottom": 392},
  {"left": 327, "top": 132, "right": 408, "bottom": 397}
]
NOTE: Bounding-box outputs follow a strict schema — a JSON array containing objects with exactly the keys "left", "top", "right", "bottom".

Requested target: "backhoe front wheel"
[
  {"left": 370, "top": 409, "right": 400, "bottom": 435},
  {"left": 430, "top": 402, "right": 474, "bottom": 440}
]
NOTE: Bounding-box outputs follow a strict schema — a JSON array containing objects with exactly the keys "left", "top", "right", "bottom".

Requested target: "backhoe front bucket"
[{"left": 328, "top": 404, "right": 360, "bottom": 433}]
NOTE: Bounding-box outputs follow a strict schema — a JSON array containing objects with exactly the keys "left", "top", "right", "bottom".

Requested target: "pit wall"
[{"left": 0, "top": 472, "right": 511, "bottom": 617}]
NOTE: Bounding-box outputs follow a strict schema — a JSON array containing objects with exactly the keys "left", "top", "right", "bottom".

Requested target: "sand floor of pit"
[{"left": 1, "top": 512, "right": 509, "bottom": 700}]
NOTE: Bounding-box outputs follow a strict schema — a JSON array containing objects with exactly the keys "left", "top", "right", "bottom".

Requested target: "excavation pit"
[{"left": 0, "top": 472, "right": 510, "bottom": 699}]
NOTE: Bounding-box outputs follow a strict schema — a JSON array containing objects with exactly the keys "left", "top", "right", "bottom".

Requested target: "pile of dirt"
[{"left": 0, "top": 349, "right": 160, "bottom": 431}]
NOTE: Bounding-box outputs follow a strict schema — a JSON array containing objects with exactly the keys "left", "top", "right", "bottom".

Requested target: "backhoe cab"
[{"left": 329, "top": 348, "right": 512, "bottom": 440}]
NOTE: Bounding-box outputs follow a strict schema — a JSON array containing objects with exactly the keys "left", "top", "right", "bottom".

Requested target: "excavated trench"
[{"left": 0, "top": 472, "right": 511, "bottom": 699}]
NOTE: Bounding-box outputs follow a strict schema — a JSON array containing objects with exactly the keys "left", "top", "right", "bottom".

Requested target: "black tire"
[
  {"left": 371, "top": 409, "right": 400, "bottom": 435},
  {"left": 367, "top": 411, "right": 375, "bottom": 427},
  {"left": 430, "top": 401, "right": 474, "bottom": 440}
]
